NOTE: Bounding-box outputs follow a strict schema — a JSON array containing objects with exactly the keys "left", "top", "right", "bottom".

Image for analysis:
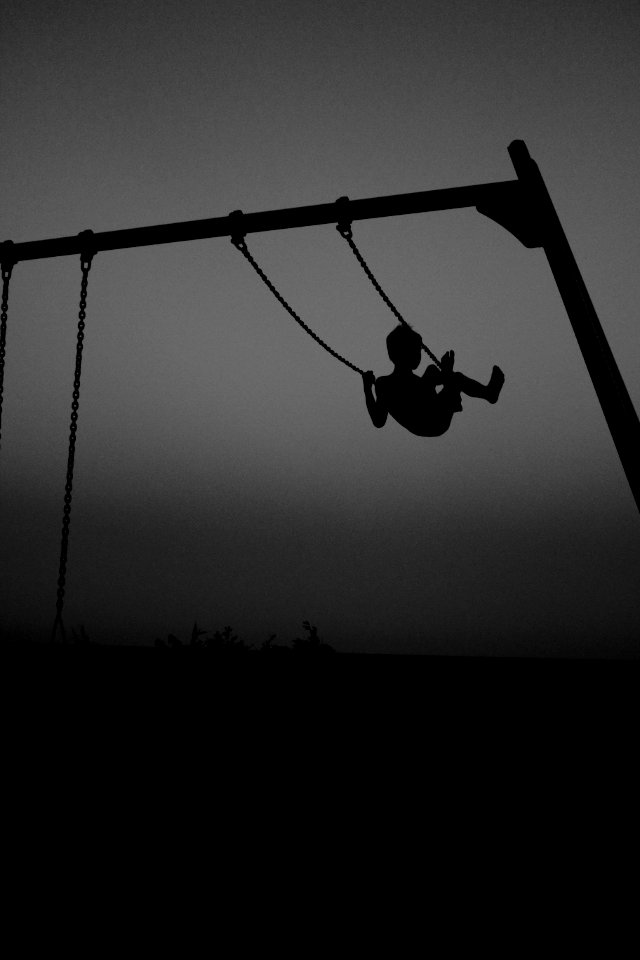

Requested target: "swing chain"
[
  {"left": 52, "top": 231, "right": 96, "bottom": 642},
  {"left": 335, "top": 197, "right": 442, "bottom": 369},
  {"left": 1, "top": 241, "right": 16, "bottom": 452},
  {"left": 229, "top": 211, "right": 365, "bottom": 377}
]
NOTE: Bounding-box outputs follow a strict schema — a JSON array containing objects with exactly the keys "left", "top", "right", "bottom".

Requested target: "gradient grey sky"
[{"left": 2, "top": 0, "right": 639, "bottom": 654}]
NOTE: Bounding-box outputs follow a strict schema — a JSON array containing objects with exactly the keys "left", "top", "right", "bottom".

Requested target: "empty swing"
[
  {"left": 230, "top": 205, "right": 505, "bottom": 438},
  {"left": 1, "top": 233, "right": 98, "bottom": 641},
  {"left": 0, "top": 241, "right": 16, "bottom": 453},
  {"left": 51, "top": 230, "right": 97, "bottom": 642}
]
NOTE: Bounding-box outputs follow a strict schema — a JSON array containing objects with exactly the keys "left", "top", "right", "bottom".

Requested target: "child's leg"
[
  {"left": 451, "top": 367, "right": 505, "bottom": 403},
  {"left": 437, "top": 375, "right": 463, "bottom": 412}
]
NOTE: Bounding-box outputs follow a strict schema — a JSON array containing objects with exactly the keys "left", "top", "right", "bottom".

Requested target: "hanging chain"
[
  {"left": 229, "top": 216, "right": 365, "bottom": 376},
  {"left": 0, "top": 241, "right": 15, "bottom": 454},
  {"left": 335, "top": 202, "right": 442, "bottom": 369},
  {"left": 52, "top": 233, "right": 96, "bottom": 642}
]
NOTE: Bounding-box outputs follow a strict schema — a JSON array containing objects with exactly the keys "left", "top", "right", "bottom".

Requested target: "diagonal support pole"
[{"left": 505, "top": 140, "right": 640, "bottom": 515}]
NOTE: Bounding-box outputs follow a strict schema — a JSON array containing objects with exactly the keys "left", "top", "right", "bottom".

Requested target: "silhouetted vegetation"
[
  {"left": 293, "top": 619, "right": 336, "bottom": 655},
  {"left": 152, "top": 620, "right": 335, "bottom": 655},
  {"left": 1, "top": 617, "right": 339, "bottom": 653}
]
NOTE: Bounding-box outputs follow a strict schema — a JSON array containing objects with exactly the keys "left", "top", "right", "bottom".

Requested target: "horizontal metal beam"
[{"left": 4, "top": 179, "right": 518, "bottom": 264}]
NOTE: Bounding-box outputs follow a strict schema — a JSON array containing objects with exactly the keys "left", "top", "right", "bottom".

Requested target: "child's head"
[{"left": 386, "top": 325, "right": 423, "bottom": 369}]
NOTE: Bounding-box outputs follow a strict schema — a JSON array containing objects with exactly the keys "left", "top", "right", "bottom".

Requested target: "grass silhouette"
[
  {"left": 1, "top": 617, "right": 337, "bottom": 652},
  {"left": 152, "top": 619, "right": 335, "bottom": 655}
]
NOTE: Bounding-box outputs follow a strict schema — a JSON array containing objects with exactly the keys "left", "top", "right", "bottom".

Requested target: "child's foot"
[{"left": 486, "top": 366, "right": 505, "bottom": 403}]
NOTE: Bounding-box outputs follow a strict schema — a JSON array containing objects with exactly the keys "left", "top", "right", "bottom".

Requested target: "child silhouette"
[{"left": 363, "top": 325, "right": 505, "bottom": 436}]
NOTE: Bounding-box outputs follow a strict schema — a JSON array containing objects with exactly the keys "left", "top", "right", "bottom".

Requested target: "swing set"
[{"left": 1, "top": 140, "right": 638, "bottom": 641}]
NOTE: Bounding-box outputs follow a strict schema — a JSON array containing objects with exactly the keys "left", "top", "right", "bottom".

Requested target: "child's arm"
[{"left": 363, "top": 371, "right": 388, "bottom": 428}]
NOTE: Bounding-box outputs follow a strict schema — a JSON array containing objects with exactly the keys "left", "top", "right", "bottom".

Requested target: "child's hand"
[
  {"left": 440, "top": 350, "right": 455, "bottom": 374},
  {"left": 362, "top": 370, "right": 376, "bottom": 388}
]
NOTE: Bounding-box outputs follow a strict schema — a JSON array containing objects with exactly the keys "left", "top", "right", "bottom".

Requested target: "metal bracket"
[{"left": 476, "top": 181, "right": 544, "bottom": 249}]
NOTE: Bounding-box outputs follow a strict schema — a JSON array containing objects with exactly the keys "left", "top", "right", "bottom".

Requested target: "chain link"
[
  {"left": 51, "top": 248, "right": 93, "bottom": 642},
  {"left": 0, "top": 249, "right": 14, "bottom": 455},
  {"left": 231, "top": 234, "right": 365, "bottom": 376},
  {"left": 336, "top": 221, "right": 441, "bottom": 369}
]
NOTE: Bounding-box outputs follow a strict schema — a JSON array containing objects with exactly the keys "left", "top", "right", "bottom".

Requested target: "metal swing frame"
[{"left": 1, "top": 140, "right": 638, "bottom": 639}]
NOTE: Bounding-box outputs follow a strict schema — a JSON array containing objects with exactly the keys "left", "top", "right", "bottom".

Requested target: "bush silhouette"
[
  {"left": 204, "top": 625, "right": 249, "bottom": 655},
  {"left": 292, "top": 620, "right": 335, "bottom": 655},
  {"left": 45, "top": 617, "right": 338, "bottom": 655},
  {"left": 259, "top": 633, "right": 291, "bottom": 655}
]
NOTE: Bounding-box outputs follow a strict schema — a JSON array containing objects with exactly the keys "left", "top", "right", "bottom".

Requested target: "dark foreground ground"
[
  {"left": 4, "top": 637, "right": 636, "bottom": 714},
  {"left": 4, "top": 637, "right": 638, "bottom": 668},
  {"left": 4, "top": 639, "right": 636, "bottom": 813}
]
